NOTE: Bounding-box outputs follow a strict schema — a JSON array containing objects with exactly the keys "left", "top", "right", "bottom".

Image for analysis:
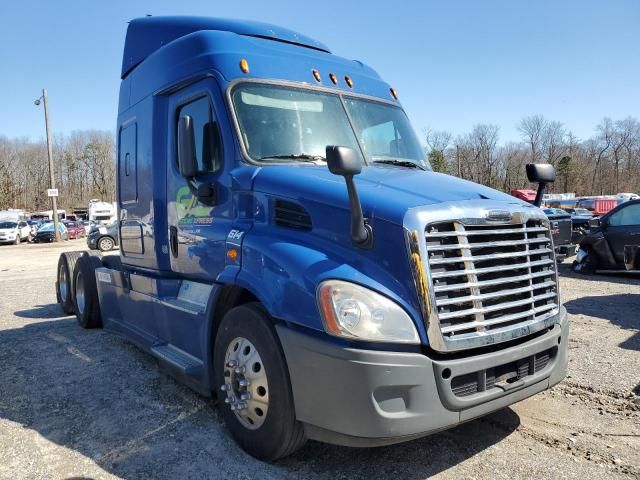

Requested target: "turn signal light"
[
  {"left": 344, "top": 76, "right": 353, "bottom": 88},
  {"left": 312, "top": 69, "right": 321, "bottom": 82},
  {"left": 239, "top": 59, "right": 250, "bottom": 74},
  {"left": 329, "top": 73, "right": 338, "bottom": 85}
]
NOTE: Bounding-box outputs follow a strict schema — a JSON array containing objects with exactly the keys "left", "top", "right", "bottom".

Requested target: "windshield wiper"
[
  {"left": 372, "top": 159, "right": 425, "bottom": 170},
  {"left": 257, "top": 153, "right": 326, "bottom": 163}
]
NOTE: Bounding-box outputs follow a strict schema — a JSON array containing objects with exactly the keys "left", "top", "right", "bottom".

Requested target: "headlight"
[{"left": 317, "top": 280, "right": 420, "bottom": 344}]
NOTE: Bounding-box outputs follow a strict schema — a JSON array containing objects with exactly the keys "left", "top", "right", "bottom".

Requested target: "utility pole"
[
  {"left": 36, "top": 89, "right": 60, "bottom": 241},
  {"left": 456, "top": 144, "right": 461, "bottom": 177}
]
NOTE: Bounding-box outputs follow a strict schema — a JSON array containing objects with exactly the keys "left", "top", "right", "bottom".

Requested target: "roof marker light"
[
  {"left": 312, "top": 69, "right": 321, "bottom": 82},
  {"left": 239, "top": 59, "right": 250, "bottom": 74},
  {"left": 329, "top": 73, "right": 338, "bottom": 85},
  {"left": 390, "top": 87, "right": 398, "bottom": 100},
  {"left": 344, "top": 76, "right": 353, "bottom": 88}
]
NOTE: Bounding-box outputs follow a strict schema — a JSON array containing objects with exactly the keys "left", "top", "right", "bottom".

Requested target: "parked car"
[
  {"left": 33, "top": 222, "right": 68, "bottom": 242},
  {"left": 63, "top": 221, "right": 86, "bottom": 240},
  {"left": 87, "top": 222, "right": 119, "bottom": 251},
  {"left": 543, "top": 208, "right": 574, "bottom": 260},
  {"left": 0, "top": 220, "right": 32, "bottom": 244},
  {"left": 573, "top": 199, "right": 640, "bottom": 273}
]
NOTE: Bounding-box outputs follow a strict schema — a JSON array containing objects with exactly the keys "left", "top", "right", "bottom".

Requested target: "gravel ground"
[{"left": 0, "top": 241, "right": 638, "bottom": 480}]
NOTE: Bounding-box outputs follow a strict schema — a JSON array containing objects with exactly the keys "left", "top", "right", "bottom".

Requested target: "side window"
[
  {"left": 176, "top": 96, "right": 222, "bottom": 174},
  {"left": 119, "top": 122, "right": 138, "bottom": 204},
  {"left": 609, "top": 204, "right": 640, "bottom": 226}
]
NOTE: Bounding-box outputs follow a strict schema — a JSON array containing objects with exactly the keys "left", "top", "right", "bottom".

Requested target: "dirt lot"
[{"left": 0, "top": 241, "right": 638, "bottom": 480}]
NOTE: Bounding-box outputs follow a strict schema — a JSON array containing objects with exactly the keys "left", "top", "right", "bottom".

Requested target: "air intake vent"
[{"left": 273, "top": 200, "right": 312, "bottom": 231}]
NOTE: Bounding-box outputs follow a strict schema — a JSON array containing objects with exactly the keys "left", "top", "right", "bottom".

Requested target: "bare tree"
[
  {"left": 424, "top": 128, "right": 452, "bottom": 173},
  {"left": 591, "top": 118, "right": 614, "bottom": 194},
  {"left": 518, "top": 115, "right": 547, "bottom": 163}
]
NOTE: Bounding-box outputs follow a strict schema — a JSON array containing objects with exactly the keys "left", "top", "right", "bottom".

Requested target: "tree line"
[
  {"left": 424, "top": 115, "right": 640, "bottom": 195},
  {"left": 0, "top": 130, "right": 115, "bottom": 213},
  {"left": 1, "top": 115, "right": 639, "bottom": 213}
]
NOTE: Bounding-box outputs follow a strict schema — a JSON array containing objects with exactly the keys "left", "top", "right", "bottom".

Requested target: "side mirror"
[
  {"left": 326, "top": 145, "right": 362, "bottom": 176},
  {"left": 178, "top": 115, "right": 197, "bottom": 178},
  {"left": 326, "top": 146, "right": 372, "bottom": 248},
  {"left": 525, "top": 163, "right": 555, "bottom": 207}
]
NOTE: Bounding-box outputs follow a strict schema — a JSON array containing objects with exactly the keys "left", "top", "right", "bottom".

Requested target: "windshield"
[
  {"left": 343, "top": 97, "right": 428, "bottom": 168},
  {"left": 231, "top": 83, "right": 429, "bottom": 169},
  {"left": 0, "top": 221, "right": 17, "bottom": 229}
]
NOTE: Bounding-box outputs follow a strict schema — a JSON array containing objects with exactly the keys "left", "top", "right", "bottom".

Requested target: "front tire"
[
  {"left": 214, "top": 303, "right": 306, "bottom": 461},
  {"left": 572, "top": 250, "right": 597, "bottom": 274},
  {"left": 13, "top": 235, "right": 20, "bottom": 245},
  {"left": 72, "top": 255, "right": 103, "bottom": 328},
  {"left": 98, "top": 236, "right": 114, "bottom": 252}
]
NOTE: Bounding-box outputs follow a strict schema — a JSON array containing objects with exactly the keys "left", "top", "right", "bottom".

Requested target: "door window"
[
  {"left": 176, "top": 96, "right": 222, "bottom": 174},
  {"left": 609, "top": 204, "right": 640, "bottom": 226}
]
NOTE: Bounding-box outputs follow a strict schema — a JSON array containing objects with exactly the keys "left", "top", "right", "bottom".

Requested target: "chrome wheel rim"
[
  {"left": 76, "top": 271, "right": 85, "bottom": 315},
  {"left": 221, "top": 337, "right": 269, "bottom": 430},
  {"left": 99, "top": 238, "right": 113, "bottom": 251},
  {"left": 58, "top": 263, "right": 68, "bottom": 301}
]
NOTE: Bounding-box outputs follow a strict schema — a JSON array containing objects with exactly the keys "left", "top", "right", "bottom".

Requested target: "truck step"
[{"left": 150, "top": 343, "right": 203, "bottom": 375}]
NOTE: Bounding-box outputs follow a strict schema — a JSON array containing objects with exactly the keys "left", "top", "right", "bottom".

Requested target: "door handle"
[{"left": 170, "top": 226, "right": 178, "bottom": 258}]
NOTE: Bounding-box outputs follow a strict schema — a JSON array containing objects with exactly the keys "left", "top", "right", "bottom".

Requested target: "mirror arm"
[
  {"left": 534, "top": 182, "right": 547, "bottom": 207},
  {"left": 344, "top": 175, "right": 373, "bottom": 248}
]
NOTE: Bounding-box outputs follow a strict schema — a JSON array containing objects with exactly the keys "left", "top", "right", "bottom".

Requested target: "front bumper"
[
  {"left": 555, "top": 244, "right": 577, "bottom": 260},
  {"left": 277, "top": 307, "right": 568, "bottom": 447}
]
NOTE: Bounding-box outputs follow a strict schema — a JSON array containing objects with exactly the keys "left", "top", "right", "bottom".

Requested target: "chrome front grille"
[{"left": 425, "top": 219, "right": 559, "bottom": 341}]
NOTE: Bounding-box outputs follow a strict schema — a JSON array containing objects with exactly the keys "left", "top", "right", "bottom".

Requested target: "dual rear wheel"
[{"left": 56, "top": 251, "right": 102, "bottom": 328}]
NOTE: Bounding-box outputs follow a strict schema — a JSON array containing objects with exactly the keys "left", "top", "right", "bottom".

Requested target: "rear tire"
[
  {"left": 56, "top": 251, "right": 85, "bottom": 314},
  {"left": 214, "top": 303, "right": 306, "bottom": 461},
  {"left": 72, "top": 255, "right": 103, "bottom": 329}
]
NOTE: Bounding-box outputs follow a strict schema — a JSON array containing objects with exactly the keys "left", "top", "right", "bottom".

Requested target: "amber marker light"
[
  {"left": 329, "top": 73, "right": 338, "bottom": 85},
  {"left": 390, "top": 87, "right": 398, "bottom": 100},
  {"left": 239, "top": 59, "right": 250, "bottom": 74},
  {"left": 344, "top": 76, "right": 353, "bottom": 88},
  {"left": 227, "top": 248, "right": 239, "bottom": 261},
  {"left": 312, "top": 69, "right": 321, "bottom": 82},
  {"left": 318, "top": 285, "right": 342, "bottom": 335}
]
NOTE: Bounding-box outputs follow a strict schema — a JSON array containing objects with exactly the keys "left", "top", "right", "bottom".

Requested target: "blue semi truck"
[{"left": 55, "top": 16, "right": 568, "bottom": 460}]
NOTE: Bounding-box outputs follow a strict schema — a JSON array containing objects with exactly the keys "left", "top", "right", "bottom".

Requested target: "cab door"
[
  {"left": 167, "top": 79, "right": 231, "bottom": 280},
  {"left": 604, "top": 202, "right": 640, "bottom": 264}
]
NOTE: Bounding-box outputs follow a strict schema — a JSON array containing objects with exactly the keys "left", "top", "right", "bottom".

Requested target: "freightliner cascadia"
[{"left": 55, "top": 16, "right": 568, "bottom": 460}]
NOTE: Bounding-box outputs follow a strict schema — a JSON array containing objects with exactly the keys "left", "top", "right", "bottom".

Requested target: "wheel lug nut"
[
  {"left": 237, "top": 402, "right": 247, "bottom": 410},
  {"left": 226, "top": 359, "right": 237, "bottom": 368},
  {"left": 240, "top": 393, "right": 251, "bottom": 401},
  {"left": 224, "top": 395, "right": 236, "bottom": 404},
  {"left": 220, "top": 383, "right": 231, "bottom": 392},
  {"left": 234, "top": 366, "right": 245, "bottom": 374},
  {"left": 238, "top": 378, "right": 250, "bottom": 387}
]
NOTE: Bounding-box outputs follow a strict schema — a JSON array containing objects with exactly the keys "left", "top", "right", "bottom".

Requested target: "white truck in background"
[{"left": 88, "top": 199, "right": 117, "bottom": 225}]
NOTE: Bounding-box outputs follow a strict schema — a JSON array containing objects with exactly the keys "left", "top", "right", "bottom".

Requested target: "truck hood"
[{"left": 252, "top": 165, "right": 522, "bottom": 225}]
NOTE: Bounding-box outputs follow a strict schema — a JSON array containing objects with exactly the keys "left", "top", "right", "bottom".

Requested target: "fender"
[
  {"left": 578, "top": 229, "right": 617, "bottom": 267},
  {"left": 232, "top": 225, "right": 427, "bottom": 342}
]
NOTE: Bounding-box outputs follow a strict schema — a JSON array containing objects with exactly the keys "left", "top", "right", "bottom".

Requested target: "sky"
[{"left": 0, "top": 0, "right": 638, "bottom": 144}]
